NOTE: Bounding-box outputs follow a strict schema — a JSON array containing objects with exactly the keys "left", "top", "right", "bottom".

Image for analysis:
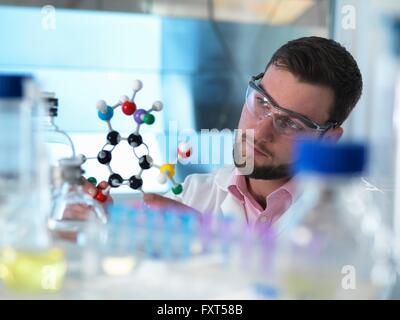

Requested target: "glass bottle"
[
  {"left": 389, "top": 17, "right": 400, "bottom": 287},
  {"left": 272, "top": 140, "right": 395, "bottom": 299},
  {"left": 41, "top": 92, "right": 76, "bottom": 195},
  {"left": 48, "top": 157, "right": 108, "bottom": 244},
  {"left": 0, "top": 74, "right": 66, "bottom": 293}
]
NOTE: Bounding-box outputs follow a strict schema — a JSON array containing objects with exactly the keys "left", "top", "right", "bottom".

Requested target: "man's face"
[{"left": 236, "top": 65, "right": 334, "bottom": 180}]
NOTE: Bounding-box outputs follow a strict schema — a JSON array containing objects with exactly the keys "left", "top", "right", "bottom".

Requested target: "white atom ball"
[
  {"left": 157, "top": 172, "right": 168, "bottom": 184},
  {"left": 132, "top": 80, "right": 143, "bottom": 92},
  {"left": 152, "top": 100, "right": 163, "bottom": 112},
  {"left": 96, "top": 100, "right": 108, "bottom": 113}
]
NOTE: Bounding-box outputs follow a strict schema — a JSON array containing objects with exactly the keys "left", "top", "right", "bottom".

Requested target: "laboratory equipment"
[
  {"left": 41, "top": 92, "right": 76, "bottom": 193},
  {"left": 40, "top": 92, "right": 78, "bottom": 206},
  {"left": 389, "top": 17, "right": 400, "bottom": 286},
  {"left": 96, "top": 205, "right": 271, "bottom": 275},
  {"left": 41, "top": 92, "right": 75, "bottom": 164},
  {"left": 271, "top": 140, "right": 395, "bottom": 299},
  {"left": 48, "top": 157, "right": 108, "bottom": 243},
  {"left": 0, "top": 74, "right": 66, "bottom": 292},
  {"left": 65, "top": 203, "right": 277, "bottom": 299}
]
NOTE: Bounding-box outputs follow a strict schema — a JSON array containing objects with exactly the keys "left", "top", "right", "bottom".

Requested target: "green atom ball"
[
  {"left": 143, "top": 113, "right": 155, "bottom": 125},
  {"left": 87, "top": 177, "right": 97, "bottom": 185},
  {"left": 172, "top": 184, "right": 183, "bottom": 195}
]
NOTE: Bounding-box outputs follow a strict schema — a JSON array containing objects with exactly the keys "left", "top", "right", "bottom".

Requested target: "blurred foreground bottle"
[
  {"left": 41, "top": 92, "right": 76, "bottom": 195},
  {"left": 48, "top": 157, "right": 108, "bottom": 244},
  {"left": 388, "top": 17, "right": 400, "bottom": 289},
  {"left": 0, "top": 74, "right": 66, "bottom": 293},
  {"left": 273, "top": 141, "right": 395, "bottom": 299}
]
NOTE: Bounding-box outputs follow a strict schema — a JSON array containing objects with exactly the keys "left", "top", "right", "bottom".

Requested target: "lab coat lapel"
[
  {"left": 220, "top": 192, "right": 246, "bottom": 223},
  {"left": 214, "top": 166, "right": 246, "bottom": 223}
]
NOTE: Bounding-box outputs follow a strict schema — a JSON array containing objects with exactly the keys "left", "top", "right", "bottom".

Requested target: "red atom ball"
[
  {"left": 95, "top": 190, "right": 108, "bottom": 203},
  {"left": 122, "top": 101, "right": 137, "bottom": 115}
]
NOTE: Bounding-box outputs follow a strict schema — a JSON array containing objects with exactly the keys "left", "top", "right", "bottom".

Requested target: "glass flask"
[
  {"left": 41, "top": 92, "right": 76, "bottom": 194},
  {"left": 0, "top": 74, "right": 66, "bottom": 293},
  {"left": 48, "top": 157, "right": 108, "bottom": 244},
  {"left": 271, "top": 140, "right": 395, "bottom": 299}
]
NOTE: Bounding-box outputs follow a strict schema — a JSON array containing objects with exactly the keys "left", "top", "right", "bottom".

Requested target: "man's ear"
[{"left": 322, "top": 127, "right": 343, "bottom": 143}]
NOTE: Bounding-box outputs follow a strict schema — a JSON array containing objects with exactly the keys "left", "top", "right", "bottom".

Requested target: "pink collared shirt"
[{"left": 228, "top": 172, "right": 296, "bottom": 229}]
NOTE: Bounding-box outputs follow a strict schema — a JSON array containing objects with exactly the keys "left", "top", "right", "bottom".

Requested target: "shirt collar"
[{"left": 228, "top": 168, "right": 298, "bottom": 205}]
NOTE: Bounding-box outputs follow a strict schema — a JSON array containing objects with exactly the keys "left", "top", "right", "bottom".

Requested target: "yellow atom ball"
[{"left": 159, "top": 164, "right": 176, "bottom": 178}]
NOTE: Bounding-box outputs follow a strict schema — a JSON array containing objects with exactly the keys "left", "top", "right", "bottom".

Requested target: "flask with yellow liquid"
[{"left": 0, "top": 74, "right": 66, "bottom": 294}]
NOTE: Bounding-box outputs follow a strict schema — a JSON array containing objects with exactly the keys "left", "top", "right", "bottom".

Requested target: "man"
[{"left": 86, "top": 36, "right": 362, "bottom": 229}]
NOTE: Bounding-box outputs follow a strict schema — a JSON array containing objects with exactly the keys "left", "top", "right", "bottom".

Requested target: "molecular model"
[{"left": 81, "top": 80, "right": 191, "bottom": 202}]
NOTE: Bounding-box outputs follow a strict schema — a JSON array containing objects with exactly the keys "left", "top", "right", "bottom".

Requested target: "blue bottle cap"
[
  {"left": 0, "top": 74, "right": 32, "bottom": 98},
  {"left": 293, "top": 140, "right": 367, "bottom": 176}
]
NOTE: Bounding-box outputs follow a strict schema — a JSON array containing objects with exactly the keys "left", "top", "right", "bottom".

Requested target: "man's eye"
[
  {"left": 278, "top": 117, "right": 303, "bottom": 130},
  {"left": 256, "top": 97, "right": 270, "bottom": 106},
  {"left": 288, "top": 120, "right": 303, "bottom": 130}
]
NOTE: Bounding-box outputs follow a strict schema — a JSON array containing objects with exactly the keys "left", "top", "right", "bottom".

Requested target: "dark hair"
[{"left": 266, "top": 36, "right": 363, "bottom": 126}]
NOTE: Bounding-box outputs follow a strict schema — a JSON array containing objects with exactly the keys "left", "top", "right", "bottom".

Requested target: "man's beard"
[
  {"left": 243, "top": 162, "right": 291, "bottom": 180},
  {"left": 232, "top": 136, "right": 292, "bottom": 180}
]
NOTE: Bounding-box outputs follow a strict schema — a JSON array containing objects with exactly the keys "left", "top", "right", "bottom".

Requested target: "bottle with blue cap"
[
  {"left": 0, "top": 74, "right": 67, "bottom": 293},
  {"left": 271, "top": 140, "right": 395, "bottom": 299},
  {"left": 387, "top": 16, "right": 400, "bottom": 294}
]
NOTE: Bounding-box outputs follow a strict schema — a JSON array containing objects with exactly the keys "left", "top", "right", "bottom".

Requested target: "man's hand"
[
  {"left": 82, "top": 179, "right": 113, "bottom": 207},
  {"left": 62, "top": 179, "right": 113, "bottom": 221},
  {"left": 143, "top": 193, "right": 201, "bottom": 217},
  {"left": 54, "top": 179, "right": 113, "bottom": 242}
]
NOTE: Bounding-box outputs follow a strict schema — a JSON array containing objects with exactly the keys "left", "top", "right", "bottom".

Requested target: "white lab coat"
[
  {"left": 166, "top": 165, "right": 300, "bottom": 234},
  {"left": 166, "top": 166, "right": 246, "bottom": 222}
]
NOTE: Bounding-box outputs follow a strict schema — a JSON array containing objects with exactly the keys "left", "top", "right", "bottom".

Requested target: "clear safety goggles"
[{"left": 245, "top": 73, "right": 337, "bottom": 137}]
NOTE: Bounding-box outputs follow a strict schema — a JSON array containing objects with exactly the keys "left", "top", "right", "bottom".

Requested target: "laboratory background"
[{"left": 0, "top": 0, "right": 400, "bottom": 300}]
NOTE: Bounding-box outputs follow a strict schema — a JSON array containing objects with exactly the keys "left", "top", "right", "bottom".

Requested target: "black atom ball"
[
  {"left": 139, "top": 155, "right": 152, "bottom": 170},
  {"left": 108, "top": 173, "right": 123, "bottom": 187},
  {"left": 127, "top": 133, "right": 143, "bottom": 148},
  {"left": 129, "top": 175, "right": 143, "bottom": 190},
  {"left": 97, "top": 150, "right": 112, "bottom": 165},
  {"left": 107, "top": 130, "right": 121, "bottom": 146}
]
